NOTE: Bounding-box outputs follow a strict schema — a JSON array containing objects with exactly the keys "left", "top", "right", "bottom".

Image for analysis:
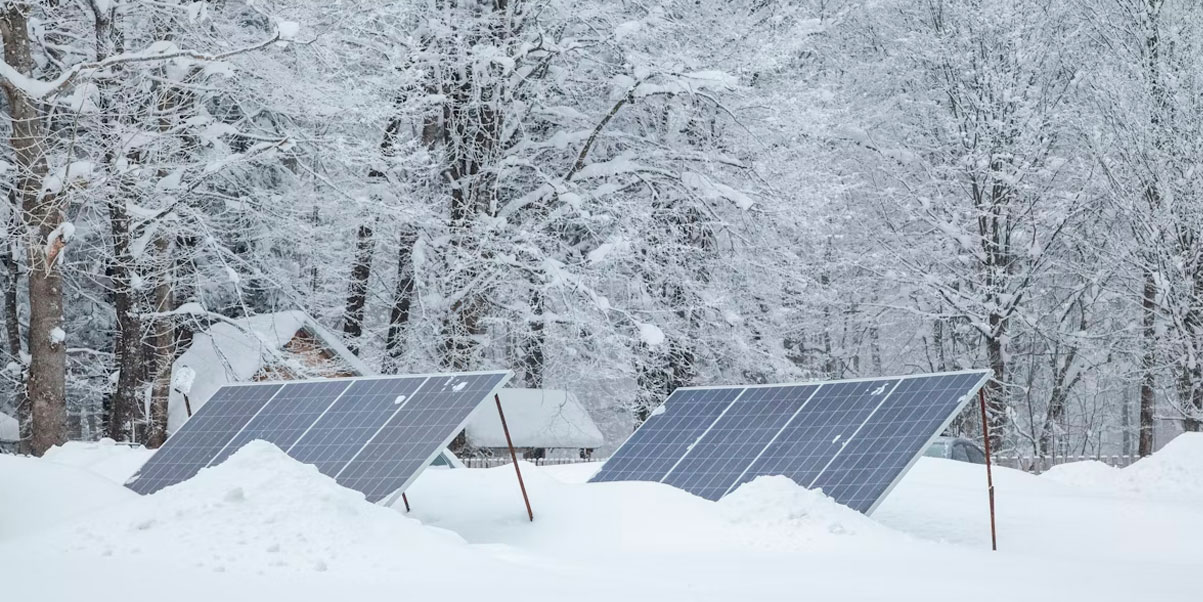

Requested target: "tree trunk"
[
  {"left": 146, "top": 235, "right": 175, "bottom": 448},
  {"left": 2, "top": 201, "right": 19, "bottom": 360},
  {"left": 106, "top": 187, "right": 145, "bottom": 441},
  {"left": 522, "top": 289, "right": 545, "bottom": 388},
  {"left": 1139, "top": 270, "right": 1157, "bottom": 455},
  {"left": 984, "top": 325, "right": 1007, "bottom": 452},
  {"left": 2, "top": 7, "right": 66, "bottom": 456},
  {"left": 382, "top": 226, "right": 417, "bottom": 374},
  {"left": 2, "top": 201, "right": 26, "bottom": 452},
  {"left": 342, "top": 224, "right": 374, "bottom": 355}
]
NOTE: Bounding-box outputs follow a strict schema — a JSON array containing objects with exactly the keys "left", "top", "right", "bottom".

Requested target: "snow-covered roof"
[
  {"left": 464, "top": 389, "right": 604, "bottom": 449},
  {"left": 167, "top": 311, "right": 368, "bottom": 433},
  {"left": 0, "top": 411, "right": 18, "bottom": 442}
]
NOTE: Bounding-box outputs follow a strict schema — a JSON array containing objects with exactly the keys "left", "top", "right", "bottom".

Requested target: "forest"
[{"left": 1, "top": 0, "right": 1200, "bottom": 459}]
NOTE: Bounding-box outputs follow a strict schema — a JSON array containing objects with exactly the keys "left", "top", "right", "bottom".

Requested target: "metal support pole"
[
  {"left": 401, "top": 493, "right": 411, "bottom": 513},
  {"left": 979, "top": 388, "right": 998, "bottom": 551},
  {"left": 496, "top": 393, "right": 534, "bottom": 522}
]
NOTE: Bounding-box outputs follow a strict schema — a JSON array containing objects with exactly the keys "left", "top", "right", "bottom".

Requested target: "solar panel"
[
  {"left": 206, "top": 380, "right": 353, "bottom": 467},
  {"left": 125, "top": 371, "right": 512, "bottom": 501},
  {"left": 590, "top": 370, "right": 989, "bottom": 514},
  {"left": 590, "top": 387, "right": 744, "bottom": 484},
  {"left": 728, "top": 378, "right": 902, "bottom": 496},
  {"left": 661, "top": 385, "right": 820, "bottom": 501},
  {"left": 334, "top": 372, "right": 510, "bottom": 502},
  {"left": 127, "top": 383, "right": 284, "bottom": 495},
  {"left": 286, "top": 377, "right": 429, "bottom": 476},
  {"left": 811, "top": 372, "right": 988, "bottom": 513}
]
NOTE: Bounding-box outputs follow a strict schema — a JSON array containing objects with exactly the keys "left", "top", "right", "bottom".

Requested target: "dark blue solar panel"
[
  {"left": 125, "top": 383, "right": 283, "bottom": 494},
  {"left": 335, "top": 372, "right": 510, "bottom": 502},
  {"left": 728, "top": 378, "right": 900, "bottom": 495},
  {"left": 661, "top": 385, "right": 820, "bottom": 500},
  {"left": 590, "top": 387, "right": 743, "bottom": 484},
  {"left": 285, "top": 376, "right": 429, "bottom": 476},
  {"left": 205, "top": 380, "right": 353, "bottom": 467},
  {"left": 813, "top": 372, "right": 988, "bottom": 513}
]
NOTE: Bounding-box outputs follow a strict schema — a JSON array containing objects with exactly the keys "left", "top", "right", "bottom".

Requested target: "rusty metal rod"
[
  {"left": 402, "top": 492, "right": 411, "bottom": 513},
  {"left": 979, "top": 387, "right": 998, "bottom": 551},
  {"left": 496, "top": 393, "right": 534, "bottom": 522}
]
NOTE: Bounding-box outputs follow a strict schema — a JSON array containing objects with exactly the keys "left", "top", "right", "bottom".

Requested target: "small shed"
[
  {"left": 0, "top": 411, "right": 18, "bottom": 453},
  {"left": 167, "top": 310, "right": 460, "bottom": 466},
  {"left": 458, "top": 388, "right": 604, "bottom": 459}
]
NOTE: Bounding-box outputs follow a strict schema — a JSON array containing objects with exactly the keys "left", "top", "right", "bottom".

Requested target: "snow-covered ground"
[{"left": 2, "top": 435, "right": 1200, "bottom": 601}]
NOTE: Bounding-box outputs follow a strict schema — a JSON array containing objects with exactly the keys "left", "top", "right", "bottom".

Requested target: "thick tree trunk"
[
  {"left": 1139, "top": 271, "right": 1157, "bottom": 455},
  {"left": 146, "top": 236, "right": 175, "bottom": 448},
  {"left": 382, "top": 226, "right": 417, "bottom": 374},
  {"left": 3, "top": 8, "right": 66, "bottom": 456},
  {"left": 984, "top": 322, "right": 1007, "bottom": 452}
]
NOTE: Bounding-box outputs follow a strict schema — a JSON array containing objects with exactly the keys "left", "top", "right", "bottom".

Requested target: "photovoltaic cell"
[
  {"left": 206, "top": 380, "right": 353, "bottom": 467},
  {"left": 812, "top": 372, "right": 988, "bottom": 513},
  {"left": 590, "top": 387, "right": 744, "bottom": 484},
  {"left": 335, "top": 372, "right": 511, "bottom": 502},
  {"left": 126, "top": 383, "right": 283, "bottom": 495},
  {"left": 661, "top": 385, "right": 819, "bottom": 501},
  {"left": 590, "top": 370, "right": 989, "bottom": 514},
  {"left": 285, "top": 376, "right": 429, "bottom": 476}
]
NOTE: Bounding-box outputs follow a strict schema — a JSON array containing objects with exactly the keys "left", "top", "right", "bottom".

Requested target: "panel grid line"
[
  {"left": 805, "top": 378, "right": 904, "bottom": 489},
  {"left": 658, "top": 387, "right": 748, "bottom": 483},
  {"left": 202, "top": 382, "right": 291, "bottom": 467},
  {"left": 286, "top": 381, "right": 357, "bottom": 453},
  {"left": 722, "top": 383, "right": 825, "bottom": 497},
  {"left": 333, "top": 377, "right": 431, "bottom": 479}
]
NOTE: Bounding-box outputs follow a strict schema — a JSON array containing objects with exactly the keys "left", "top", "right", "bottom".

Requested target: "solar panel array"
[
  {"left": 591, "top": 370, "right": 989, "bottom": 514},
  {"left": 126, "top": 371, "right": 512, "bottom": 502}
]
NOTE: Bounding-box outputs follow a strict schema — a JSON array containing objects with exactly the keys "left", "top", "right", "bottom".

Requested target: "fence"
[
  {"left": 459, "top": 456, "right": 604, "bottom": 469},
  {"left": 460, "top": 454, "right": 1142, "bottom": 473},
  {"left": 992, "top": 454, "right": 1140, "bottom": 473}
]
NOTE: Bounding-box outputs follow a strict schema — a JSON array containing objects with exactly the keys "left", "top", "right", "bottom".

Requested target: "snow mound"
[
  {"left": 43, "top": 438, "right": 153, "bottom": 484},
  {"left": 1040, "top": 460, "right": 1120, "bottom": 489},
  {"left": 0, "top": 454, "right": 136, "bottom": 540},
  {"left": 61, "top": 441, "right": 471, "bottom": 574},
  {"left": 1122, "top": 433, "right": 1203, "bottom": 497},
  {"left": 718, "top": 476, "right": 899, "bottom": 544}
]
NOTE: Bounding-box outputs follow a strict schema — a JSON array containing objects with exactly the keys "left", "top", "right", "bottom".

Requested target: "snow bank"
[
  {"left": 1122, "top": 433, "right": 1203, "bottom": 496},
  {"left": 1038, "top": 434, "right": 1203, "bottom": 498},
  {"left": 0, "top": 454, "right": 136, "bottom": 540},
  {"left": 718, "top": 476, "right": 899, "bottom": 544},
  {"left": 406, "top": 464, "right": 890, "bottom": 559},
  {"left": 56, "top": 441, "right": 471, "bottom": 574},
  {"left": 42, "top": 438, "right": 153, "bottom": 484},
  {"left": 1040, "top": 459, "right": 1120, "bottom": 489}
]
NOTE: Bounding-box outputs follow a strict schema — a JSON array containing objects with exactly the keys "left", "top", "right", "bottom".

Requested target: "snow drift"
[
  {"left": 46, "top": 441, "right": 472, "bottom": 574},
  {"left": 0, "top": 454, "right": 136, "bottom": 540}
]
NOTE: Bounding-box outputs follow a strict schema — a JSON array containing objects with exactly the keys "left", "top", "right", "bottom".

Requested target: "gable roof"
[
  {"left": 167, "top": 311, "right": 368, "bottom": 433},
  {"left": 464, "top": 388, "right": 604, "bottom": 449}
]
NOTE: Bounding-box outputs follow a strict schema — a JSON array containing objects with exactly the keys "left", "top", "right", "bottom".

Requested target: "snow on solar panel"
[
  {"left": 590, "top": 370, "right": 990, "bottom": 514},
  {"left": 125, "top": 371, "right": 512, "bottom": 502},
  {"left": 126, "top": 383, "right": 284, "bottom": 495}
]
